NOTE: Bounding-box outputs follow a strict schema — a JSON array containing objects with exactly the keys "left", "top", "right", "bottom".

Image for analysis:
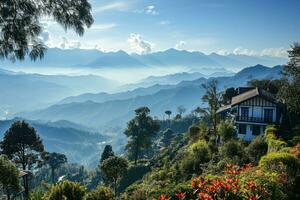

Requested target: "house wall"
[
  {"left": 236, "top": 123, "right": 264, "bottom": 141},
  {"left": 238, "top": 105, "right": 277, "bottom": 122}
]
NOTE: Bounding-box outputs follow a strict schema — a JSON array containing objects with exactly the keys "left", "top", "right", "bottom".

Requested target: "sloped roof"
[
  {"left": 216, "top": 104, "right": 231, "bottom": 113},
  {"left": 217, "top": 88, "right": 278, "bottom": 114},
  {"left": 231, "top": 88, "right": 277, "bottom": 106}
]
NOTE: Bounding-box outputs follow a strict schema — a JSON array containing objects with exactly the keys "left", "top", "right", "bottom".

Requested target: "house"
[{"left": 217, "top": 87, "right": 284, "bottom": 141}]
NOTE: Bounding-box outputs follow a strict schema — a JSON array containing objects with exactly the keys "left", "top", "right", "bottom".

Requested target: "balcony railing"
[{"left": 235, "top": 115, "right": 274, "bottom": 123}]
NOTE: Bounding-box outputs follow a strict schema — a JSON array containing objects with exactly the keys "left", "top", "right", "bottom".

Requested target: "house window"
[
  {"left": 238, "top": 124, "right": 247, "bottom": 134},
  {"left": 252, "top": 125, "right": 261, "bottom": 135},
  {"left": 264, "top": 109, "right": 273, "bottom": 122},
  {"left": 240, "top": 107, "right": 249, "bottom": 120}
]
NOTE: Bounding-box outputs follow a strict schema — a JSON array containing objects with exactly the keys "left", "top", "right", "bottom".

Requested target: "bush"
[
  {"left": 188, "top": 125, "right": 200, "bottom": 142},
  {"left": 44, "top": 181, "right": 86, "bottom": 200},
  {"left": 246, "top": 135, "right": 268, "bottom": 164},
  {"left": 265, "top": 126, "right": 287, "bottom": 152},
  {"left": 259, "top": 152, "right": 299, "bottom": 176},
  {"left": 220, "top": 140, "right": 246, "bottom": 164},
  {"left": 85, "top": 186, "right": 113, "bottom": 200},
  {"left": 218, "top": 120, "right": 236, "bottom": 142}
]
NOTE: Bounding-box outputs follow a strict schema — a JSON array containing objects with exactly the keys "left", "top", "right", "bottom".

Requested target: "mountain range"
[
  {"left": 0, "top": 69, "right": 118, "bottom": 118},
  {"left": 0, "top": 119, "right": 109, "bottom": 167},
  {"left": 18, "top": 65, "right": 283, "bottom": 128},
  {"left": 0, "top": 48, "right": 287, "bottom": 69}
]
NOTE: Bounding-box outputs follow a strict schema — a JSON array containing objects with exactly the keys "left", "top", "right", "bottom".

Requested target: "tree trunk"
[{"left": 114, "top": 179, "right": 117, "bottom": 195}]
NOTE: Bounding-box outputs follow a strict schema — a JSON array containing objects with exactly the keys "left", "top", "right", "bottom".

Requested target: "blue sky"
[{"left": 41, "top": 0, "right": 300, "bottom": 57}]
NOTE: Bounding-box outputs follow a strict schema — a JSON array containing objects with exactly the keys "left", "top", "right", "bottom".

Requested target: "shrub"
[
  {"left": 44, "top": 181, "right": 86, "bottom": 200},
  {"left": 220, "top": 140, "right": 246, "bottom": 164},
  {"left": 265, "top": 126, "right": 287, "bottom": 152},
  {"left": 217, "top": 120, "right": 236, "bottom": 142},
  {"left": 188, "top": 125, "right": 200, "bottom": 142},
  {"left": 85, "top": 186, "right": 113, "bottom": 200},
  {"left": 259, "top": 152, "right": 299, "bottom": 176},
  {"left": 246, "top": 135, "right": 268, "bottom": 164}
]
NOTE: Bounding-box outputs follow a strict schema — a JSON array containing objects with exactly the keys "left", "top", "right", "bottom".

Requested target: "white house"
[{"left": 217, "top": 87, "right": 283, "bottom": 141}]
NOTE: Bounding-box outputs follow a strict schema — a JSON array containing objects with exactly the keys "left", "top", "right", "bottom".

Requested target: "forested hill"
[{"left": 17, "top": 65, "right": 282, "bottom": 128}]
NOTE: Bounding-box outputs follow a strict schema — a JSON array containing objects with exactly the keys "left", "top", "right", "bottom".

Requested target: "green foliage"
[
  {"left": 0, "top": 120, "right": 44, "bottom": 170},
  {"left": 0, "top": 155, "right": 19, "bottom": 198},
  {"left": 43, "top": 152, "right": 67, "bottom": 183},
  {"left": 265, "top": 126, "right": 287, "bottom": 152},
  {"left": 188, "top": 125, "right": 200, "bottom": 142},
  {"left": 0, "top": 0, "right": 93, "bottom": 61},
  {"left": 221, "top": 87, "right": 237, "bottom": 104},
  {"left": 85, "top": 186, "right": 114, "bottom": 200},
  {"left": 217, "top": 120, "right": 236, "bottom": 142},
  {"left": 29, "top": 190, "right": 44, "bottom": 200},
  {"left": 248, "top": 79, "right": 282, "bottom": 94},
  {"left": 259, "top": 152, "right": 299, "bottom": 176},
  {"left": 100, "top": 145, "right": 114, "bottom": 164},
  {"left": 161, "top": 128, "right": 174, "bottom": 146},
  {"left": 124, "top": 107, "right": 160, "bottom": 164},
  {"left": 118, "top": 164, "right": 150, "bottom": 193},
  {"left": 181, "top": 140, "right": 211, "bottom": 175},
  {"left": 44, "top": 181, "right": 86, "bottom": 200},
  {"left": 201, "top": 80, "right": 221, "bottom": 134},
  {"left": 220, "top": 140, "right": 247, "bottom": 164},
  {"left": 246, "top": 135, "right": 268, "bottom": 164},
  {"left": 100, "top": 156, "right": 128, "bottom": 194}
]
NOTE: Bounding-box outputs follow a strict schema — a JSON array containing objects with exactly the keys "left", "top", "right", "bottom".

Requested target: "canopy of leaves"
[
  {"left": 85, "top": 186, "right": 114, "bottom": 200},
  {"left": 44, "top": 180, "right": 86, "bottom": 200},
  {"left": 0, "top": 0, "right": 93, "bottom": 61},
  {"left": 100, "top": 145, "right": 114, "bottom": 164},
  {"left": 0, "top": 155, "right": 19, "bottom": 191},
  {"left": 0, "top": 120, "right": 44, "bottom": 170}
]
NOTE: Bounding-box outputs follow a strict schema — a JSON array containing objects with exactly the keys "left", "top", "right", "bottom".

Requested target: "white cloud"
[
  {"left": 261, "top": 47, "right": 288, "bottom": 57},
  {"left": 39, "top": 30, "right": 51, "bottom": 43},
  {"left": 175, "top": 41, "right": 186, "bottom": 50},
  {"left": 145, "top": 5, "right": 159, "bottom": 15},
  {"left": 159, "top": 20, "right": 170, "bottom": 26},
  {"left": 90, "top": 23, "right": 117, "bottom": 31},
  {"left": 93, "top": 1, "right": 129, "bottom": 13},
  {"left": 216, "top": 47, "right": 288, "bottom": 57},
  {"left": 127, "top": 33, "right": 153, "bottom": 54},
  {"left": 60, "top": 37, "right": 81, "bottom": 49}
]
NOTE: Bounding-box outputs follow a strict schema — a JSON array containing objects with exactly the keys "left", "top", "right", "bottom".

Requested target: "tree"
[
  {"left": 124, "top": 107, "right": 160, "bottom": 165},
  {"left": 100, "top": 145, "right": 114, "bottom": 164},
  {"left": 100, "top": 156, "right": 128, "bottom": 195},
  {"left": 188, "top": 125, "right": 200, "bottom": 142},
  {"left": 85, "top": 186, "right": 114, "bottom": 200},
  {"left": 44, "top": 180, "right": 86, "bottom": 200},
  {"left": 217, "top": 120, "right": 236, "bottom": 142},
  {"left": 0, "top": 0, "right": 93, "bottom": 62},
  {"left": 248, "top": 79, "right": 282, "bottom": 95},
  {"left": 161, "top": 128, "right": 174, "bottom": 146},
  {"left": 194, "top": 107, "right": 203, "bottom": 118},
  {"left": 165, "top": 110, "right": 172, "bottom": 120},
  {"left": 200, "top": 80, "right": 221, "bottom": 135},
  {"left": 0, "top": 120, "right": 44, "bottom": 170},
  {"left": 246, "top": 135, "right": 268, "bottom": 164},
  {"left": 43, "top": 152, "right": 67, "bottom": 183},
  {"left": 0, "top": 155, "right": 19, "bottom": 200},
  {"left": 278, "top": 43, "right": 300, "bottom": 126},
  {"left": 177, "top": 106, "right": 186, "bottom": 117},
  {"left": 221, "top": 87, "right": 237, "bottom": 104}
]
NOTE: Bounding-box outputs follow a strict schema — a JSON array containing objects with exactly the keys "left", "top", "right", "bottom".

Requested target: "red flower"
[
  {"left": 198, "top": 192, "right": 213, "bottom": 200},
  {"left": 158, "top": 194, "right": 170, "bottom": 200},
  {"left": 175, "top": 192, "right": 186, "bottom": 200}
]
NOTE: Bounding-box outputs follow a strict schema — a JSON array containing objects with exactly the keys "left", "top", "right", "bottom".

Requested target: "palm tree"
[
  {"left": 165, "top": 110, "right": 172, "bottom": 119},
  {"left": 199, "top": 80, "right": 221, "bottom": 135}
]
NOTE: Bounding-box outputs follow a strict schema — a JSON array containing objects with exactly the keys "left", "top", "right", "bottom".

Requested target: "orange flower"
[
  {"left": 198, "top": 192, "right": 213, "bottom": 200},
  {"left": 175, "top": 192, "right": 186, "bottom": 200},
  {"left": 158, "top": 194, "right": 170, "bottom": 200}
]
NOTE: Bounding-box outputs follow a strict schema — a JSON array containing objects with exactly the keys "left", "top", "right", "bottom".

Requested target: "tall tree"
[
  {"left": 43, "top": 152, "right": 67, "bottom": 183},
  {"left": 0, "top": 0, "right": 93, "bottom": 62},
  {"left": 100, "top": 145, "right": 114, "bottom": 164},
  {"left": 221, "top": 87, "right": 237, "bottom": 104},
  {"left": 200, "top": 80, "right": 221, "bottom": 135},
  {"left": 278, "top": 43, "right": 300, "bottom": 126},
  {"left": 100, "top": 156, "right": 128, "bottom": 195},
  {"left": 124, "top": 107, "right": 160, "bottom": 165},
  {"left": 165, "top": 110, "right": 172, "bottom": 120},
  {"left": 0, "top": 155, "right": 19, "bottom": 200},
  {"left": 177, "top": 105, "right": 186, "bottom": 117},
  {"left": 1, "top": 120, "right": 44, "bottom": 170},
  {"left": 248, "top": 79, "right": 282, "bottom": 95}
]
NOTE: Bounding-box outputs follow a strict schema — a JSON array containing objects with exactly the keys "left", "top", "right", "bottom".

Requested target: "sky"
[{"left": 41, "top": 0, "right": 300, "bottom": 57}]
